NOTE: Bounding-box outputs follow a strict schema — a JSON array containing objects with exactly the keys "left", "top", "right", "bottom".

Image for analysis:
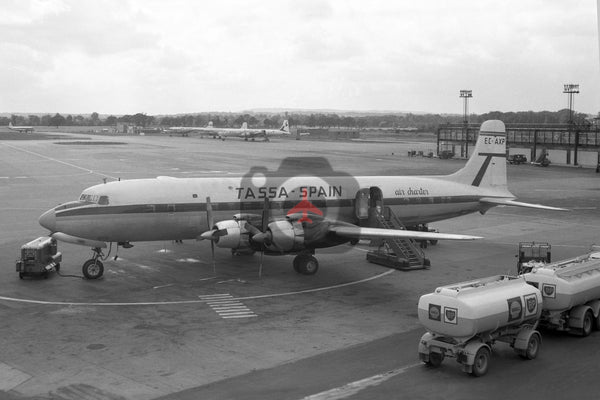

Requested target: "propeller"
[
  {"left": 206, "top": 196, "right": 216, "bottom": 274},
  {"left": 245, "top": 197, "right": 270, "bottom": 278}
]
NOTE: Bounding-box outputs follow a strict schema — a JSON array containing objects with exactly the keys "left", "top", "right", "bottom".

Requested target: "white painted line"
[
  {"left": 0, "top": 270, "right": 394, "bottom": 306},
  {"left": 199, "top": 293, "right": 231, "bottom": 298},
  {"left": 1, "top": 143, "right": 118, "bottom": 180},
  {"left": 0, "top": 362, "right": 32, "bottom": 391},
  {"left": 222, "top": 314, "right": 258, "bottom": 319},
  {"left": 300, "top": 363, "right": 421, "bottom": 400}
]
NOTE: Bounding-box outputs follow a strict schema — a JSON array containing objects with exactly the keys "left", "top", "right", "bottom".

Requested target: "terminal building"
[{"left": 437, "top": 122, "right": 600, "bottom": 168}]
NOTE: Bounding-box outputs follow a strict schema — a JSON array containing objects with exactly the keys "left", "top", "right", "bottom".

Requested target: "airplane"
[
  {"left": 236, "top": 120, "right": 291, "bottom": 141},
  {"left": 38, "top": 120, "right": 564, "bottom": 280},
  {"left": 8, "top": 122, "right": 34, "bottom": 133},
  {"left": 166, "top": 121, "right": 215, "bottom": 137},
  {"left": 167, "top": 120, "right": 290, "bottom": 141}
]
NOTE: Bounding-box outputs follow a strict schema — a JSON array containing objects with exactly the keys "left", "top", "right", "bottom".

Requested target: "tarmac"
[{"left": 0, "top": 129, "right": 599, "bottom": 400}]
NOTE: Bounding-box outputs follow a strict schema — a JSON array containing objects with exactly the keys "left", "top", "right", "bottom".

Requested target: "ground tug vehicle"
[
  {"left": 418, "top": 275, "right": 543, "bottom": 377},
  {"left": 15, "top": 236, "right": 62, "bottom": 279}
]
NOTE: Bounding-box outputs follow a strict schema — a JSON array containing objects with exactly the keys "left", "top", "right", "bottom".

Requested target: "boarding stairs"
[{"left": 366, "top": 207, "right": 430, "bottom": 270}]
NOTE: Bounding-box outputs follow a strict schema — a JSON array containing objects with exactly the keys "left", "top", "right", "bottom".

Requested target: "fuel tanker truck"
[
  {"left": 522, "top": 251, "right": 600, "bottom": 337},
  {"left": 418, "top": 275, "right": 543, "bottom": 377}
]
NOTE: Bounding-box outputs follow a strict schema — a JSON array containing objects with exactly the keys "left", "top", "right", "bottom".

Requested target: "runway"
[{"left": 1, "top": 130, "right": 599, "bottom": 399}]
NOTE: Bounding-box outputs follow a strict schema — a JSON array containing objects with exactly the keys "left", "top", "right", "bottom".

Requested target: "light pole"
[
  {"left": 563, "top": 84, "right": 579, "bottom": 165},
  {"left": 563, "top": 84, "right": 579, "bottom": 124},
  {"left": 460, "top": 90, "right": 472, "bottom": 158}
]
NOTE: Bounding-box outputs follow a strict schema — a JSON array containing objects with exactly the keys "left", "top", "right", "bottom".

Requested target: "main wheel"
[
  {"left": 82, "top": 259, "right": 104, "bottom": 280},
  {"left": 471, "top": 347, "right": 490, "bottom": 377},
  {"left": 294, "top": 255, "right": 319, "bottom": 275},
  {"left": 427, "top": 352, "right": 444, "bottom": 367},
  {"left": 581, "top": 310, "right": 593, "bottom": 337},
  {"left": 523, "top": 333, "right": 541, "bottom": 360}
]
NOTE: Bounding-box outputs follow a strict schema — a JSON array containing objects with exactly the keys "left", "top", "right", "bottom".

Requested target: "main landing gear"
[
  {"left": 293, "top": 253, "right": 319, "bottom": 275},
  {"left": 82, "top": 247, "right": 105, "bottom": 279}
]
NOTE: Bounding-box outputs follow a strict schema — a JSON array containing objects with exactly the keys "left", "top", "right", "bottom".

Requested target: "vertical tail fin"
[
  {"left": 207, "top": 121, "right": 213, "bottom": 128},
  {"left": 241, "top": 122, "right": 248, "bottom": 130},
  {"left": 447, "top": 120, "right": 508, "bottom": 189},
  {"left": 280, "top": 120, "right": 289, "bottom": 133}
]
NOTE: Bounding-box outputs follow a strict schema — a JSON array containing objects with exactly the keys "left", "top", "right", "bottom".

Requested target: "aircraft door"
[
  {"left": 354, "top": 188, "right": 370, "bottom": 221},
  {"left": 369, "top": 186, "right": 384, "bottom": 217}
]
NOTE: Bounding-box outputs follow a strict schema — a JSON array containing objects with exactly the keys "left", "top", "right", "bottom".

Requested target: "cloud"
[
  {"left": 1, "top": 1, "right": 159, "bottom": 56},
  {"left": 0, "top": 0, "right": 598, "bottom": 114}
]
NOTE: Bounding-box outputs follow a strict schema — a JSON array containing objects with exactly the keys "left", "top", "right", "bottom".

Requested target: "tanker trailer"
[
  {"left": 522, "top": 251, "right": 600, "bottom": 336},
  {"left": 418, "top": 275, "right": 542, "bottom": 377}
]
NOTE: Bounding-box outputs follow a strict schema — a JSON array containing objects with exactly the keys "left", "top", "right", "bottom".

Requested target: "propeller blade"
[
  {"left": 200, "top": 229, "right": 227, "bottom": 241},
  {"left": 251, "top": 231, "right": 271, "bottom": 245},
  {"left": 259, "top": 250, "right": 263, "bottom": 279},
  {"left": 244, "top": 222, "right": 262, "bottom": 236},
  {"left": 206, "top": 196, "right": 214, "bottom": 229},
  {"left": 206, "top": 196, "right": 216, "bottom": 274},
  {"left": 210, "top": 241, "right": 215, "bottom": 274},
  {"left": 262, "top": 197, "right": 269, "bottom": 231},
  {"left": 200, "top": 230, "right": 217, "bottom": 240}
]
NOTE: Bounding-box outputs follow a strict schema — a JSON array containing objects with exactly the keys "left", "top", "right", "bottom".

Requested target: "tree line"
[{"left": 2, "top": 109, "right": 590, "bottom": 131}]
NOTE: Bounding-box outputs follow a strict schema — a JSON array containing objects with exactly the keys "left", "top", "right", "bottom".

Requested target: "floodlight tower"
[
  {"left": 460, "top": 90, "right": 473, "bottom": 157},
  {"left": 563, "top": 84, "right": 579, "bottom": 165},
  {"left": 563, "top": 84, "right": 579, "bottom": 124}
]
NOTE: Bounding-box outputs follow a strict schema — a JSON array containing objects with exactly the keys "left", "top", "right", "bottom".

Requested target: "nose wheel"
[{"left": 82, "top": 247, "right": 105, "bottom": 279}]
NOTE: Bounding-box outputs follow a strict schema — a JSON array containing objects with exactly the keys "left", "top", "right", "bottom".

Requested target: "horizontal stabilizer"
[
  {"left": 329, "top": 226, "right": 482, "bottom": 241},
  {"left": 480, "top": 197, "right": 568, "bottom": 211},
  {"left": 51, "top": 232, "right": 107, "bottom": 248}
]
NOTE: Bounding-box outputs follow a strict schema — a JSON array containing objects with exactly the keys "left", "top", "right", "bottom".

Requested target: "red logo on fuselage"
[{"left": 287, "top": 188, "right": 323, "bottom": 223}]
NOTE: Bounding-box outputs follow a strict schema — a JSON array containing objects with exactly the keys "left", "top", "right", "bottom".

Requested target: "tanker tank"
[
  {"left": 418, "top": 275, "right": 542, "bottom": 341},
  {"left": 523, "top": 252, "right": 600, "bottom": 312}
]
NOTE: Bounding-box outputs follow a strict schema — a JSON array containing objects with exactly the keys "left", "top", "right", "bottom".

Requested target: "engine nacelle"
[
  {"left": 266, "top": 220, "right": 305, "bottom": 252},
  {"left": 213, "top": 220, "right": 250, "bottom": 249}
]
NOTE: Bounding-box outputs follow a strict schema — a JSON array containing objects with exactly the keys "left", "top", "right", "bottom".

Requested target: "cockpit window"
[{"left": 79, "top": 193, "right": 110, "bottom": 205}]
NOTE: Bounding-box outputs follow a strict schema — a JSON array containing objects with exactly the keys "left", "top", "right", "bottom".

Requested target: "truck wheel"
[
  {"left": 471, "top": 347, "right": 490, "bottom": 377},
  {"left": 523, "top": 333, "right": 541, "bottom": 360},
  {"left": 82, "top": 259, "right": 104, "bottom": 280},
  {"left": 55, "top": 263, "right": 60, "bottom": 272},
  {"left": 427, "top": 352, "right": 444, "bottom": 367},
  {"left": 581, "top": 310, "right": 593, "bottom": 337}
]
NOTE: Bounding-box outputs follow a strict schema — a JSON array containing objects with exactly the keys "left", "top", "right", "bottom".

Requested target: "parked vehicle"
[{"left": 507, "top": 154, "right": 528, "bottom": 164}]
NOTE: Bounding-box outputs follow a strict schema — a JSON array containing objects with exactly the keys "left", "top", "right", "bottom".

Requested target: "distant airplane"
[
  {"left": 236, "top": 120, "right": 291, "bottom": 141},
  {"left": 39, "top": 120, "right": 565, "bottom": 280},
  {"left": 8, "top": 122, "right": 33, "bottom": 133},
  {"left": 167, "top": 120, "right": 290, "bottom": 141}
]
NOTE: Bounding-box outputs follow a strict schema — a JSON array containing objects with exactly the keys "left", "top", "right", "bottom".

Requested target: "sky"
[{"left": 1, "top": 0, "right": 599, "bottom": 116}]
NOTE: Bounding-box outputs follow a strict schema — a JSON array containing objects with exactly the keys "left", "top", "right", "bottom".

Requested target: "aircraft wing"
[
  {"left": 329, "top": 226, "right": 481, "bottom": 241},
  {"left": 480, "top": 197, "right": 568, "bottom": 211}
]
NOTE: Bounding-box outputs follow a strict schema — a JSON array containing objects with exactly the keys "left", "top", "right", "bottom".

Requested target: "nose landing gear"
[{"left": 82, "top": 247, "right": 105, "bottom": 279}]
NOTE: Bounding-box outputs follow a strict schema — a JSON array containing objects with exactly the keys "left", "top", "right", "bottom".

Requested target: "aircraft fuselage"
[{"left": 39, "top": 174, "right": 501, "bottom": 244}]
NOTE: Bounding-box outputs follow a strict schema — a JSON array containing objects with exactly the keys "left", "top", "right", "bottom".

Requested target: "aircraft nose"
[{"left": 39, "top": 208, "right": 56, "bottom": 232}]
